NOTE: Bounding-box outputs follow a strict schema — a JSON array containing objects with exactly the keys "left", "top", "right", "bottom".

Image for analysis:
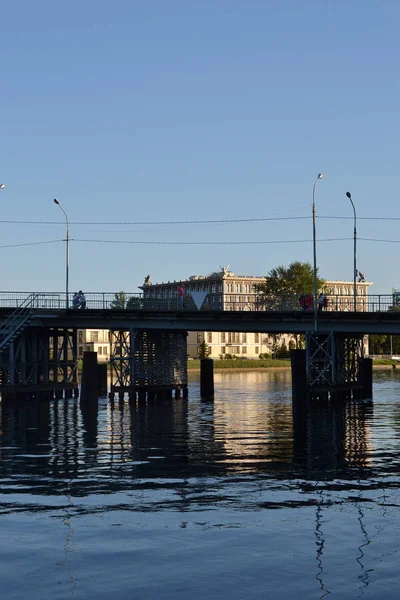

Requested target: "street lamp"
[
  {"left": 53, "top": 198, "right": 70, "bottom": 309},
  {"left": 312, "top": 173, "right": 324, "bottom": 331},
  {"left": 346, "top": 191, "right": 357, "bottom": 312},
  {"left": 0, "top": 184, "right": 5, "bottom": 189}
]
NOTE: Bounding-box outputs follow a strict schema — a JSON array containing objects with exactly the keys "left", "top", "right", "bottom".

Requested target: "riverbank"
[
  {"left": 187, "top": 358, "right": 400, "bottom": 371},
  {"left": 187, "top": 358, "right": 290, "bottom": 370},
  {"left": 79, "top": 358, "right": 399, "bottom": 373}
]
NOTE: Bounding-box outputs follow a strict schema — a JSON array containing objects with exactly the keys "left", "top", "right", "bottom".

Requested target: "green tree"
[
  {"left": 270, "top": 335, "right": 281, "bottom": 359},
  {"left": 256, "top": 261, "right": 325, "bottom": 302},
  {"left": 110, "top": 291, "right": 128, "bottom": 309},
  {"left": 369, "top": 334, "right": 400, "bottom": 355},
  {"left": 276, "top": 341, "right": 289, "bottom": 358},
  {"left": 198, "top": 340, "right": 212, "bottom": 359},
  {"left": 126, "top": 296, "right": 142, "bottom": 309}
]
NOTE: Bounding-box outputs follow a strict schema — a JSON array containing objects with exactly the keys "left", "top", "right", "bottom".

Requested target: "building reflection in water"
[
  {"left": 0, "top": 384, "right": 376, "bottom": 495},
  {"left": 0, "top": 373, "right": 392, "bottom": 600},
  {"left": 188, "top": 370, "right": 294, "bottom": 474},
  {"left": 0, "top": 376, "right": 376, "bottom": 492}
]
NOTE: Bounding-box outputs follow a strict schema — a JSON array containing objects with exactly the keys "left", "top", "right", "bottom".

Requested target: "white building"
[
  {"left": 140, "top": 267, "right": 372, "bottom": 359},
  {"left": 77, "top": 329, "right": 111, "bottom": 362},
  {"left": 78, "top": 268, "right": 372, "bottom": 361}
]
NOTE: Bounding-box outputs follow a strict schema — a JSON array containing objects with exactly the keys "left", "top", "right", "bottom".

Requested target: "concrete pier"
[
  {"left": 200, "top": 358, "right": 214, "bottom": 398},
  {"left": 80, "top": 351, "right": 98, "bottom": 404},
  {"left": 361, "top": 357, "right": 373, "bottom": 399},
  {"left": 97, "top": 363, "right": 108, "bottom": 397}
]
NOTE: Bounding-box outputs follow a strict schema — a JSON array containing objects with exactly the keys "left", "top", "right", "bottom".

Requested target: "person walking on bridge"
[
  {"left": 72, "top": 292, "right": 80, "bottom": 309},
  {"left": 318, "top": 293, "right": 327, "bottom": 312},
  {"left": 177, "top": 284, "right": 184, "bottom": 309},
  {"left": 78, "top": 291, "right": 86, "bottom": 309}
]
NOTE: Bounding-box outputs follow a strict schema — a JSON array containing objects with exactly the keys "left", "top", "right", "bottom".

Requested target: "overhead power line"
[
  {"left": 3, "top": 235, "right": 400, "bottom": 250},
  {"left": 0, "top": 239, "right": 63, "bottom": 249},
  {"left": 359, "top": 237, "right": 400, "bottom": 243},
  {"left": 0, "top": 216, "right": 309, "bottom": 226},
  {"left": 1, "top": 214, "right": 400, "bottom": 227},
  {"left": 72, "top": 237, "right": 352, "bottom": 245}
]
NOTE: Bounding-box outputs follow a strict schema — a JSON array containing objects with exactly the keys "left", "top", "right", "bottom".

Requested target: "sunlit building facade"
[
  {"left": 141, "top": 267, "right": 372, "bottom": 358},
  {"left": 77, "top": 329, "right": 111, "bottom": 362}
]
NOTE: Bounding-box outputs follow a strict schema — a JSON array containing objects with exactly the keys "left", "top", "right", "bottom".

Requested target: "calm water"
[{"left": 2, "top": 370, "right": 400, "bottom": 599}]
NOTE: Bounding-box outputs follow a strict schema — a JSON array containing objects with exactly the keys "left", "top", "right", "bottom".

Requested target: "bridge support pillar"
[
  {"left": 110, "top": 329, "right": 188, "bottom": 400},
  {"left": 0, "top": 327, "right": 78, "bottom": 400},
  {"left": 305, "top": 331, "right": 368, "bottom": 401},
  {"left": 81, "top": 351, "right": 99, "bottom": 404},
  {"left": 361, "top": 357, "right": 373, "bottom": 399},
  {"left": 97, "top": 362, "right": 108, "bottom": 397},
  {"left": 200, "top": 358, "right": 214, "bottom": 398},
  {"left": 291, "top": 349, "right": 307, "bottom": 410}
]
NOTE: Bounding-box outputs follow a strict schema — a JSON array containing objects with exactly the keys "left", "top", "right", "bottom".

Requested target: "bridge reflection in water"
[
  {"left": 1, "top": 369, "right": 395, "bottom": 599},
  {"left": 0, "top": 382, "right": 374, "bottom": 496}
]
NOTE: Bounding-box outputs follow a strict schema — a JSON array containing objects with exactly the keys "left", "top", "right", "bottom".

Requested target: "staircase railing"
[{"left": 0, "top": 293, "right": 41, "bottom": 352}]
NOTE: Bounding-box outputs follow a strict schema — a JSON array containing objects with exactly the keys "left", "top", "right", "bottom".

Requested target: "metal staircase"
[{"left": 0, "top": 293, "right": 40, "bottom": 353}]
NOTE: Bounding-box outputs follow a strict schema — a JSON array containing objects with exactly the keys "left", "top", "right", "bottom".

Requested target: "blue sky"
[{"left": 2, "top": 0, "right": 400, "bottom": 295}]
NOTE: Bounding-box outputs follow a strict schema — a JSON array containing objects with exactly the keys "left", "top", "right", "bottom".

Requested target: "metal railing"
[{"left": 0, "top": 292, "right": 398, "bottom": 314}]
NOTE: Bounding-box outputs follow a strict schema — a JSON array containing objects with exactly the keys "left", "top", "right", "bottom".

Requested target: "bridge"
[
  {"left": 0, "top": 291, "right": 398, "bottom": 402},
  {"left": 0, "top": 291, "right": 399, "bottom": 334}
]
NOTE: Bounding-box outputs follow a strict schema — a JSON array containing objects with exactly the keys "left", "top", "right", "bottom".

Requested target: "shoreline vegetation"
[
  {"left": 187, "top": 358, "right": 400, "bottom": 370},
  {"left": 78, "top": 358, "right": 399, "bottom": 371},
  {"left": 188, "top": 358, "right": 290, "bottom": 369}
]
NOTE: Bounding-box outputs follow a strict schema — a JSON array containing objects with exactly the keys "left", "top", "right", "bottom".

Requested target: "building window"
[
  {"left": 207, "top": 332, "right": 212, "bottom": 343},
  {"left": 103, "top": 346, "right": 108, "bottom": 355},
  {"left": 255, "top": 346, "right": 259, "bottom": 354},
  {"left": 98, "top": 347, "right": 103, "bottom": 355},
  {"left": 231, "top": 346, "right": 240, "bottom": 354},
  {"left": 242, "top": 347, "right": 247, "bottom": 354},
  {"left": 221, "top": 346, "right": 226, "bottom": 354},
  {"left": 78, "top": 331, "right": 83, "bottom": 344},
  {"left": 242, "top": 333, "right": 247, "bottom": 343},
  {"left": 255, "top": 333, "right": 259, "bottom": 343},
  {"left": 90, "top": 331, "right": 99, "bottom": 343},
  {"left": 221, "top": 332, "right": 226, "bottom": 343},
  {"left": 197, "top": 333, "right": 202, "bottom": 343},
  {"left": 78, "top": 346, "right": 83, "bottom": 357}
]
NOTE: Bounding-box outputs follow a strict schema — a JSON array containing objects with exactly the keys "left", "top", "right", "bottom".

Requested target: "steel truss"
[
  {"left": 306, "top": 332, "right": 364, "bottom": 389},
  {"left": 110, "top": 329, "right": 188, "bottom": 391},
  {"left": 0, "top": 327, "right": 78, "bottom": 389}
]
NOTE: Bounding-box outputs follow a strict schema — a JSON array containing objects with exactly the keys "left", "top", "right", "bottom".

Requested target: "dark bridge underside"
[{"left": 1, "top": 308, "right": 400, "bottom": 335}]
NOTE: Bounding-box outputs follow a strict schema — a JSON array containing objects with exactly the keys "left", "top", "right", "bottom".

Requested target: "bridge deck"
[{"left": 1, "top": 307, "right": 400, "bottom": 334}]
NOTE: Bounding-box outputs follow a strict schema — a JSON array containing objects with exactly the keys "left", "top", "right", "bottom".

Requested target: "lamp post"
[
  {"left": 0, "top": 183, "right": 5, "bottom": 189},
  {"left": 346, "top": 191, "right": 357, "bottom": 312},
  {"left": 53, "top": 199, "right": 70, "bottom": 309},
  {"left": 312, "top": 173, "right": 324, "bottom": 331}
]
